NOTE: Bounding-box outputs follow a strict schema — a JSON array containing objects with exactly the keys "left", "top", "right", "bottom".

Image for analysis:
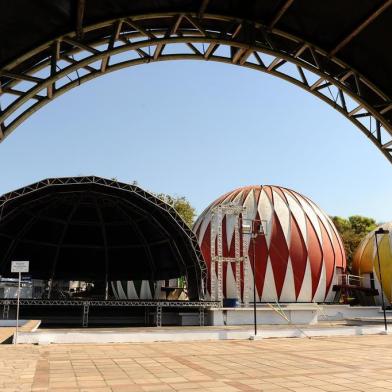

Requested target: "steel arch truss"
[{"left": 1, "top": 13, "right": 392, "bottom": 162}]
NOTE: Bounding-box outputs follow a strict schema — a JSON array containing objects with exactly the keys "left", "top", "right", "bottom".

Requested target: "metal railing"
[{"left": 336, "top": 274, "right": 363, "bottom": 286}]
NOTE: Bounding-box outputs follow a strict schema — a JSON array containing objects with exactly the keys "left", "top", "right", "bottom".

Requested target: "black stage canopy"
[
  {"left": 1, "top": 1, "right": 392, "bottom": 162},
  {"left": 0, "top": 176, "right": 206, "bottom": 300}
]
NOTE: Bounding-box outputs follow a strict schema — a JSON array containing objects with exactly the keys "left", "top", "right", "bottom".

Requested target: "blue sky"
[{"left": 0, "top": 60, "right": 391, "bottom": 222}]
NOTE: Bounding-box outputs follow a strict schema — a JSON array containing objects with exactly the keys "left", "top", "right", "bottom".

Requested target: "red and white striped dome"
[{"left": 194, "top": 186, "right": 346, "bottom": 303}]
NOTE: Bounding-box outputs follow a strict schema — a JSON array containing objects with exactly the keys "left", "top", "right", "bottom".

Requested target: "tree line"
[{"left": 330, "top": 215, "right": 378, "bottom": 270}]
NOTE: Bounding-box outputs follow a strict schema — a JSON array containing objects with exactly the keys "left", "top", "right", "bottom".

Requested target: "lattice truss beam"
[
  {"left": 0, "top": 298, "right": 220, "bottom": 307},
  {"left": 1, "top": 13, "right": 392, "bottom": 162}
]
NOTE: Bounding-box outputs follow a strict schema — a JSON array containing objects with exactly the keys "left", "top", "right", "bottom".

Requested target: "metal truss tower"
[{"left": 210, "top": 203, "right": 249, "bottom": 305}]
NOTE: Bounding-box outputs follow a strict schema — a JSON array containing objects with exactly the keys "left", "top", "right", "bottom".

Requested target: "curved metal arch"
[{"left": 1, "top": 12, "right": 392, "bottom": 163}]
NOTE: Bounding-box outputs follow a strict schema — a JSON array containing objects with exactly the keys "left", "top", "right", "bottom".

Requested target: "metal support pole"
[
  {"left": 47, "top": 279, "right": 52, "bottom": 299},
  {"left": 210, "top": 260, "right": 216, "bottom": 301},
  {"left": 3, "top": 301, "right": 10, "bottom": 319},
  {"left": 156, "top": 305, "right": 162, "bottom": 327},
  {"left": 252, "top": 236, "right": 257, "bottom": 336},
  {"left": 210, "top": 211, "right": 216, "bottom": 301},
  {"left": 217, "top": 208, "right": 223, "bottom": 303},
  {"left": 217, "top": 261, "right": 223, "bottom": 302},
  {"left": 243, "top": 256, "right": 249, "bottom": 307},
  {"left": 105, "top": 280, "right": 109, "bottom": 301},
  {"left": 82, "top": 302, "right": 89, "bottom": 328},
  {"left": 236, "top": 260, "right": 241, "bottom": 302},
  {"left": 375, "top": 232, "right": 388, "bottom": 332},
  {"left": 242, "top": 229, "right": 249, "bottom": 307},
  {"left": 14, "top": 272, "right": 21, "bottom": 344},
  {"left": 234, "top": 218, "right": 241, "bottom": 301},
  {"left": 199, "top": 306, "right": 205, "bottom": 326}
]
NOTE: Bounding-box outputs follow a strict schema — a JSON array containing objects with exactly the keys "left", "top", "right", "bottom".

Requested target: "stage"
[{"left": 0, "top": 299, "right": 219, "bottom": 327}]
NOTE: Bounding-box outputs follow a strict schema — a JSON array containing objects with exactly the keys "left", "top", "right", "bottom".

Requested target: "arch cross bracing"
[
  {"left": 1, "top": 1, "right": 392, "bottom": 162},
  {"left": 0, "top": 176, "right": 207, "bottom": 300}
]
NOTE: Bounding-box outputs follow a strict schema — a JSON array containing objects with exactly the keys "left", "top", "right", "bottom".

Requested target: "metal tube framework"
[
  {"left": 0, "top": 176, "right": 208, "bottom": 300},
  {"left": 210, "top": 203, "right": 248, "bottom": 304},
  {"left": 0, "top": 298, "right": 220, "bottom": 307},
  {"left": 0, "top": 13, "right": 392, "bottom": 162}
]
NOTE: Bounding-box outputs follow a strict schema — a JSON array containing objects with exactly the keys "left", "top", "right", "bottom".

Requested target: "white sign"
[{"left": 11, "top": 260, "right": 29, "bottom": 273}]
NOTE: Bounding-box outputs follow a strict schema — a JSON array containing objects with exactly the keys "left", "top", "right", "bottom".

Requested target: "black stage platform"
[{"left": 0, "top": 299, "right": 220, "bottom": 327}]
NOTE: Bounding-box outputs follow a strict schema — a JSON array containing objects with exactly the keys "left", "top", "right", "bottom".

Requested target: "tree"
[
  {"left": 155, "top": 193, "right": 196, "bottom": 227},
  {"left": 330, "top": 215, "right": 377, "bottom": 270},
  {"left": 129, "top": 181, "right": 196, "bottom": 227},
  {"left": 348, "top": 215, "right": 377, "bottom": 235},
  {"left": 154, "top": 193, "right": 196, "bottom": 289}
]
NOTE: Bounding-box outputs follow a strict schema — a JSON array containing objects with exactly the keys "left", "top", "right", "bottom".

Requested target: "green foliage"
[
  {"left": 348, "top": 215, "right": 377, "bottom": 235},
  {"left": 155, "top": 193, "right": 196, "bottom": 227},
  {"left": 129, "top": 181, "right": 196, "bottom": 227},
  {"left": 331, "top": 215, "right": 377, "bottom": 270},
  {"left": 177, "top": 276, "right": 186, "bottom": 288},
  {"left": 331, "top": 216, "right": 351, "bottom": 233}
]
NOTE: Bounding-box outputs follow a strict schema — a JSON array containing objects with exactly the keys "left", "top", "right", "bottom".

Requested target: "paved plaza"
[{"left": 0, "top": 335, "right": 392, "bottom": 391}]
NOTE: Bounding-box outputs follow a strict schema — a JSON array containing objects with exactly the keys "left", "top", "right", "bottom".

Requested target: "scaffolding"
[{"left": 210, "top": 203, "right": 250, "bottom": 305}]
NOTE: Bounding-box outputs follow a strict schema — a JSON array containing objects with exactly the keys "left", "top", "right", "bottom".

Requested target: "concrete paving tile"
[
  {"left": 368, "top": 381, "right": 392, "bottom": 389},
  {"left": 204, "top": 386, "right": 240, "bottom": 392},
  {"left": 77, "top": 380, "right": 108, "bottom": 387},
  {"left": 169, "top": 382, "right": 202, "bottom": 390},
  {"left": 76, "top": 375, "right": 105, "bottom": 381},
  {"left": 50, "top": 389, "right": 79, "bottom": 392},
  {"left": 185, "top": 375, "right": 212, "bottom": 381},
  {"left": 315, "top": 384, "right": 352, "bottom": 391},
  {"left": 133, "top": 378, "right": 161, "bottom": 384},
  {"left": 111, "top": 385, "right": 144, "bottom": 392},
  {"left": 366, "top": 389, "right": 392, "bottom": 392},
  {"left": 49, "top": 381, "right": 78, "bottom": 388},
  {"left": 142, "top": 385, "right": 175, "bottom": 391},
  {"left": 199, "top": 381, "right": 229, "bottom": 388},
  {"left": 159, "top": 377, "right": 188, "bottom": 383},
  {"left": 1, "top": 335, "right": 392, "bottom": 392}
]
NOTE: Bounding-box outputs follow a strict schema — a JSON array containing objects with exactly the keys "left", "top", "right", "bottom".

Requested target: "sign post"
[{"left": 11, "top": 261, "right": 29, "bottom": 344}]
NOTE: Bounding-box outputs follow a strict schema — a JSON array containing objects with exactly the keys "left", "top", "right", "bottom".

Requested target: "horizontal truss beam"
[{"left": 0, "top": 298, "right": 220, "bottom": 307}]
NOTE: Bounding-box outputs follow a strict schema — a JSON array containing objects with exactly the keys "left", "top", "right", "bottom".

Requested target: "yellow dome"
[{"left": 352, "top": 223, "right": 392, "bottom": 304}]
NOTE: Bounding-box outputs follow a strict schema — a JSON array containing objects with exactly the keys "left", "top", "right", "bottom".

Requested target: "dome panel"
[{"left": 289, "top": 215, "right": 307, "bottom": 299}]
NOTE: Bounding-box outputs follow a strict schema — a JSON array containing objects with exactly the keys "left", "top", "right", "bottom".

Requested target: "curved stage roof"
[
  {"left": 1, "top": 1, "right": 392, "bottom": 162},
  {"left": 0, "top": 176, "right": 206, "bottom": 299}
]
